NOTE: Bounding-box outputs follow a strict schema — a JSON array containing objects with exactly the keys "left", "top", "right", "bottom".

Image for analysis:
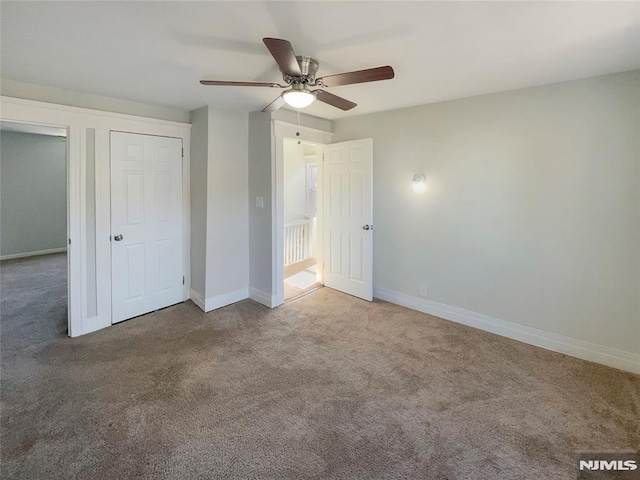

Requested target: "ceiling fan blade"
[
  {"left": 262, "top": 96, "right": 286, "bottom": 112},
  {"left": 200, "top": 80, "right": 284, "bottom": 88},
  {"left": 315, "top": 90, "right": 357, "bottom": 111},
  {"left": 263, "top": 38, "right": 302, "bottom": 77},
  {"left": 317, "top": 66, "right": 394, "bottom": 87}
]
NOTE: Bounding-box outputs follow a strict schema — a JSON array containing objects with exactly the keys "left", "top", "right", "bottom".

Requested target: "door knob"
[
  {"left": 114, "top": 234, "right": 124, "bottom": 241},
  {"left": 362, "top": 224, "right": 372, "bottom": 231}
]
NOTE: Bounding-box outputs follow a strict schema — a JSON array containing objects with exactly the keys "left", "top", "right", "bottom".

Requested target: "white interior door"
[
  {"left": 323, "top": 138, "right": 373, "bottom": 301},
  {"left": 110, "top": 132, "right": 183, "bottom": 323}
]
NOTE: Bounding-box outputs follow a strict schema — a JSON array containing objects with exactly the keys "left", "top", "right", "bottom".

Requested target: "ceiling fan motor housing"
[{"left": 284, "top": 56, "right": 319, "bottom": 84}]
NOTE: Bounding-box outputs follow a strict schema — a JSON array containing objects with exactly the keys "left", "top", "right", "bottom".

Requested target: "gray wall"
[
  {"left": 248, "top": 112, "right": 273, "bottom": 295},
  {"left": 2, "top": 78, "right": 189, "bottom": 123},
  {"left": 1, "top": 131, "right": 67, "bottom": 257},
  {"left": 332, "top": 70, "right": 640, "bottom": 356},
  {"left": 190, "top": 105, "right": 250, "bottom": 304},
  {"left": 206, "top": 108, "right": 249, "bottom": 299},
  {"left": 189, "top": 106, "right": 209, "bottom": 297}
]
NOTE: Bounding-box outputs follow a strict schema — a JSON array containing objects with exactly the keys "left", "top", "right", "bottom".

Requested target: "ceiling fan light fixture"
[{"left": 282, "top": 86, "right": 316, "bottom": 109}]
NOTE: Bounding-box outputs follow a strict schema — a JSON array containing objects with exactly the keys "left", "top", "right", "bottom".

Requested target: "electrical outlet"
[
  {"left": 419, "top": 284, "right": 428, "bottom": 298},
  {"left": 255, "top": 196, "right": 264, "bottom": 208}
]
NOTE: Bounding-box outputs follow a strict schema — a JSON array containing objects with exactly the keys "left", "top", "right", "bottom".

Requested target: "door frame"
[
  {"left": 272, "top": 120, "right": 333, "bottom": 307},
  {"left": 0, "top": 96, "right": 191, "bottom": 337},
  {"left": 0, "top": 118, "right": 73, "bottom": 330}
]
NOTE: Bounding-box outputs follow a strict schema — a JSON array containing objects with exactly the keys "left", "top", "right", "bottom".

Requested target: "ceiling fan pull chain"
[{"left": 297, "top": 110, "right": 301, "bottom": 144}]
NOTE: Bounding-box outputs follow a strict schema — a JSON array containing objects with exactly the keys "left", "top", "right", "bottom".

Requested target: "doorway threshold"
[{"left": 285, "top": 285, "right": 324, "bottom": 303}]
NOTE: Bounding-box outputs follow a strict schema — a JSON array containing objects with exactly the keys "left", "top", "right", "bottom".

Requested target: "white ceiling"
[
  {"left": 0, "top": 121, "right": 67, "bottom": 137},
  {"left": 1, "top": 1, "right": 638, "bottom": 120}
]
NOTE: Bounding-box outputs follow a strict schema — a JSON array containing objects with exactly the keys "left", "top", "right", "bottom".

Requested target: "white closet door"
[
  {"left": 323, "top": 138, "right": 373, "bottom": 301},
  {"left": 110, "top": 132, "right": 183, "bottom": 323}
]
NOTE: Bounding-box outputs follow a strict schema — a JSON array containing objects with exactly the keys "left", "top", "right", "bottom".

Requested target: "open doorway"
[
  {"left": 283, "top": 138, "right": 321, "bottom": 300},
  {"left": 0, "top": 121, "right": 69, "bottom": 339}
]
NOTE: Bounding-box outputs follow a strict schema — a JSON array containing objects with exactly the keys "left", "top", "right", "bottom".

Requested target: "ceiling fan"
[{"left": 200, "top": 38, "right": 395, "bottom": 112}]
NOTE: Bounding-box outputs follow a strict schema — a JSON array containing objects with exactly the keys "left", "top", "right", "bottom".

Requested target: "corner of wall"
[{"left": 188, "top": 106, "right": 209, "bottom": 298}]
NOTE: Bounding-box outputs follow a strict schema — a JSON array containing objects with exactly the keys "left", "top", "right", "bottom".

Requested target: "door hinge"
[
  {"left": 181, "top": 148, "right": 184, "bottom": 158},
  {"left": 68, "top": 238, "right": 71, "bottom": 245},
  {"left": 182, "top": 276, "right": 185, "bottom": 285}
]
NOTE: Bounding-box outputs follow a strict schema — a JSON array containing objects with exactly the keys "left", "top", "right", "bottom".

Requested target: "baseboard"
[
  {"left": 1, "top": 247, "right": 67, "bottom": 261},
  {"left": 190, "top": 289, "right": 206, "bottom": 311},
  {"left": 190, "top": 288, "right": 249, "bottom": 313},
  {"left": 204, "top": 288, "right": 249, "bottom": 312},
  {"left": 374, "top": 286, "right": 640, "bottom": 375},
  {"left": 249, "top": 287, "right": 276, "bottom": 308}
]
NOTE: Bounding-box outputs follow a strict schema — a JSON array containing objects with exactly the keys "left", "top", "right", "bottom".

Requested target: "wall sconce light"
[{"left": 412, "top": 174, "right": 426, "bottom": 193}]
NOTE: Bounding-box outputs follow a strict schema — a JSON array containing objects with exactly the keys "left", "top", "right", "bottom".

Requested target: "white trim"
[
  {"left": 315, "top": 145, "right": 325, "bottom": 286},
  {"left": 203, "top": 288, "right": 249, "bottom": 312},
  {"left": 181, "top": 139, "right": 191, "bottom": 300},
  {"left": 249, "top": 287, "right": 276, "bottom": 308},
  {"left": 82, "top": 317, "right": 110, "bottom": 336},
  {"left": 79, "top": 127, "right": 88, "bottom": 324},
  {"left": 1, "top": 96, "right": 191, "bottom": 337},
  {"left": 272, "top": 120, "right": 332, "bottom": 307},
  {"left": 80, "top": 316, "right": 111, "bottom": 336},
  {"left": 190, "top": 289, "right": 206, "bottom": 311},
  {"left": 67, "top": 125, "right": 82, "bottom": 337},
  {"left": 93, "top": 129, "right": 112, "bottom": 335},
  {"left": 1, "top": 96, "right": 190, "bottom": 129},
  {"left": 190, "top": 288, "right": 249, "bottom": 313},
  {"left": 0, "top": 247, "right": 67, "bottom": 261},
  {"left": 374, "top": 286, "right": 640, "bottom": 375}
]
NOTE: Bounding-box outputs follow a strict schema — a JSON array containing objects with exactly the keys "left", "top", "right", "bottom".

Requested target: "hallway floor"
[{"left": 284, "top": 258, "right": 321, "bottom": 300}]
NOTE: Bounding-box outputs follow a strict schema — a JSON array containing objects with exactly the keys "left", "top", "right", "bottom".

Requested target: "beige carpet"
[{"left": 1, "top": 254, "right": 639, "bottom": 479}]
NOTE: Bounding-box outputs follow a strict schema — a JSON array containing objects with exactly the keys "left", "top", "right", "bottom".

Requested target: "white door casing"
[
  {"left": 323, "top": 138, "right": 373, "bottom": 301},
  {"left": 272, "top": 120, "right": 333, "bottom": 307},
  {"left": 110, "top": 132, "right": 183, "bottom": 323}
]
